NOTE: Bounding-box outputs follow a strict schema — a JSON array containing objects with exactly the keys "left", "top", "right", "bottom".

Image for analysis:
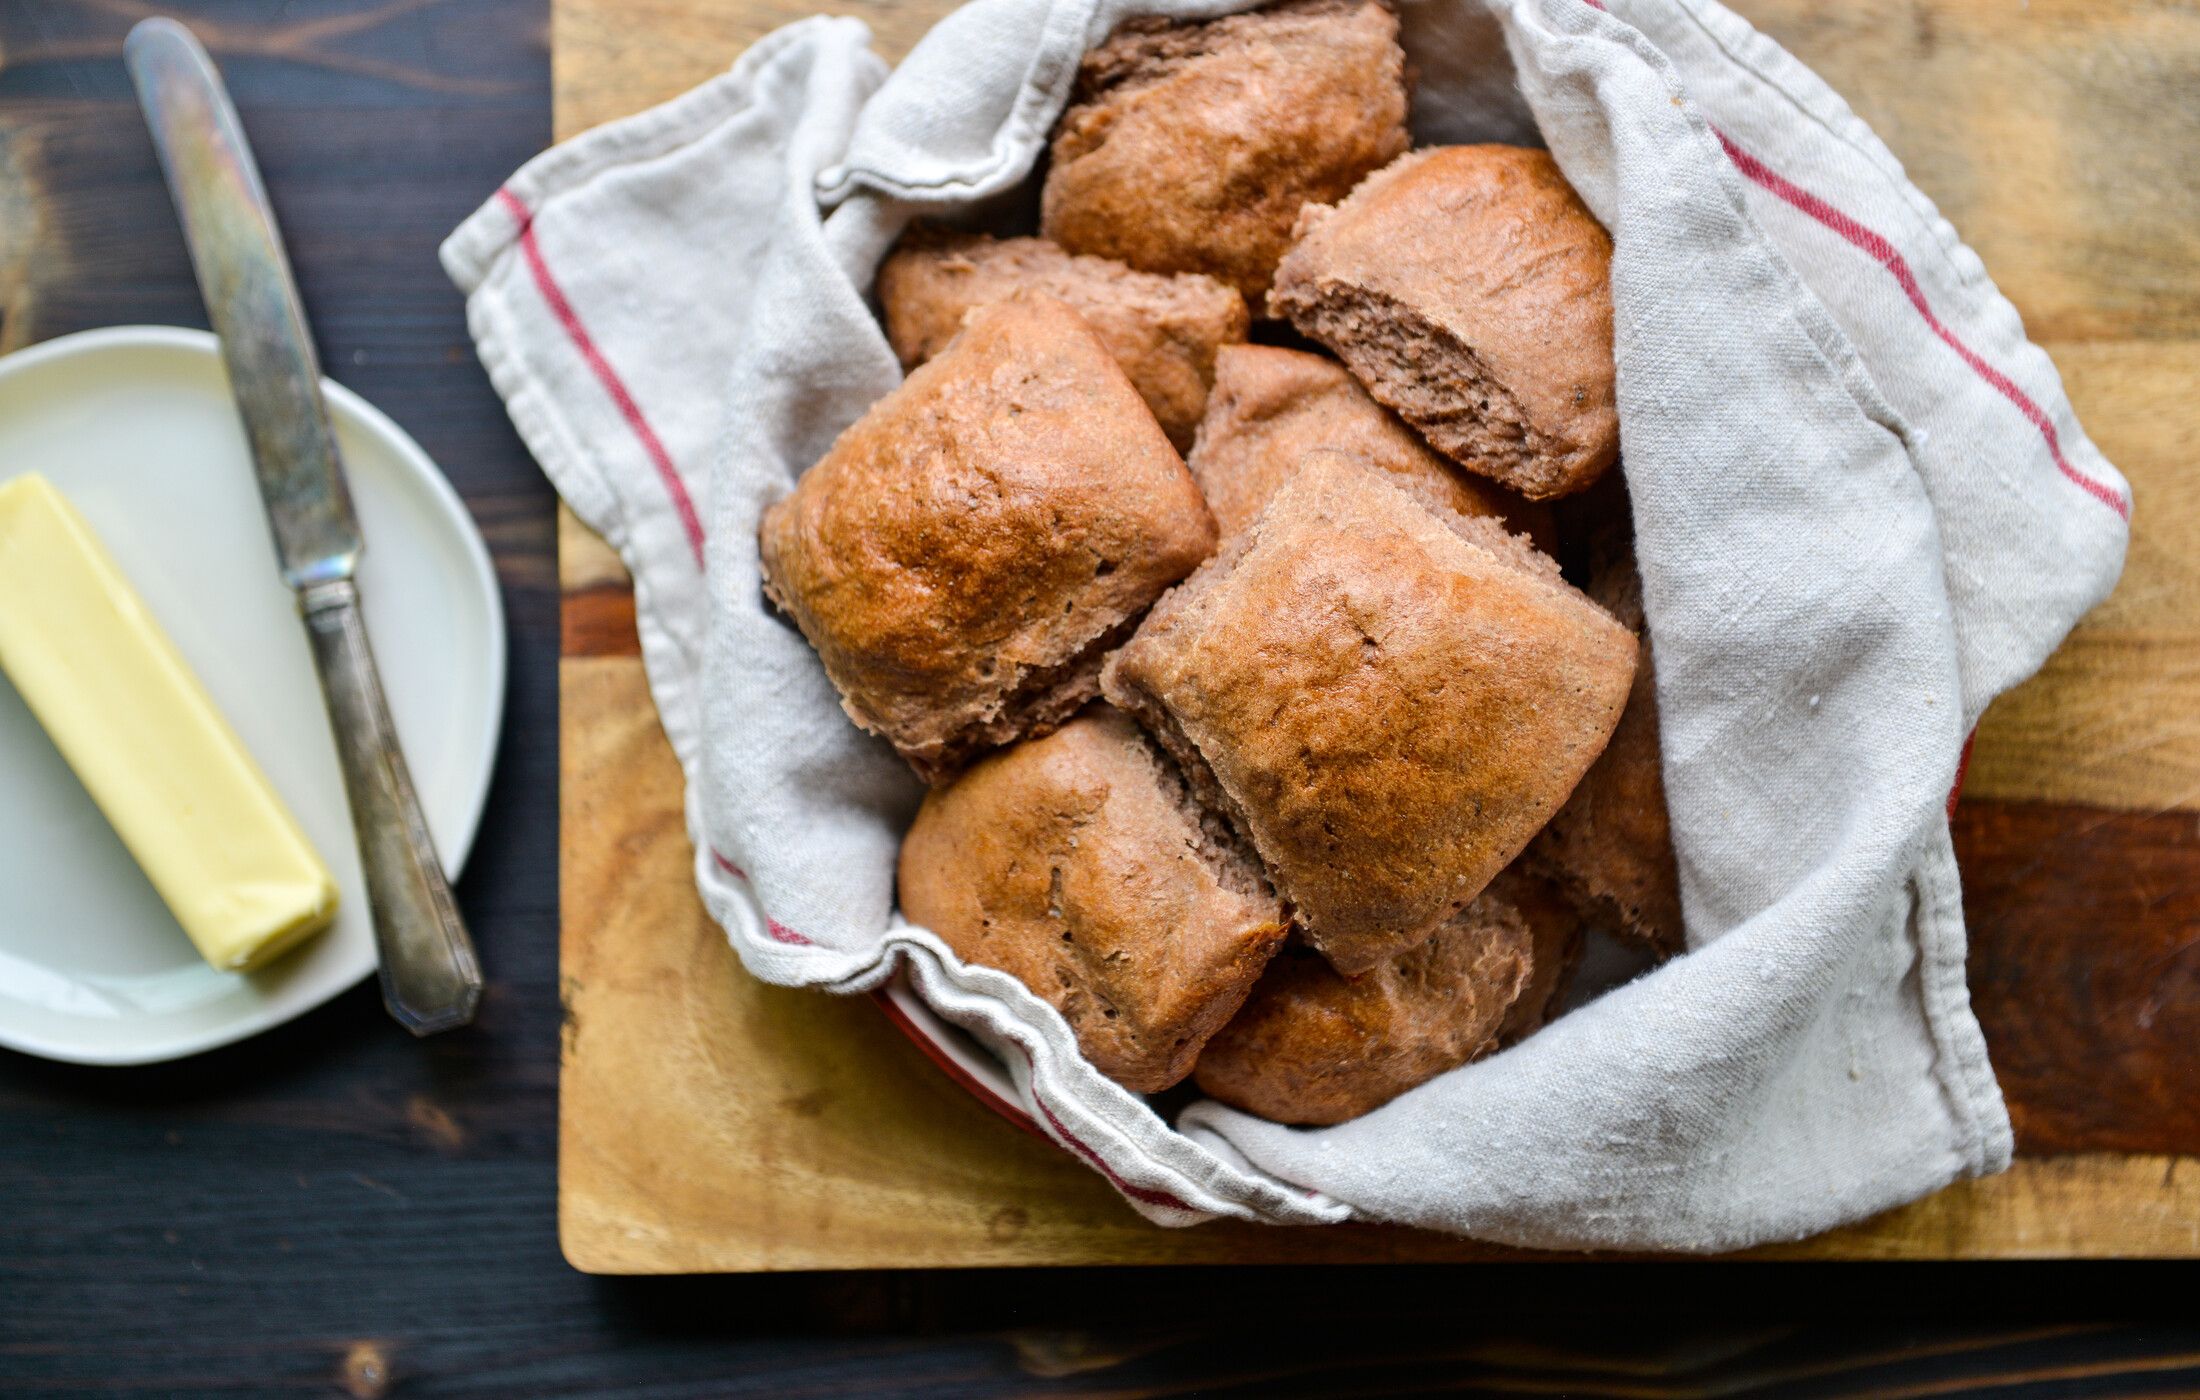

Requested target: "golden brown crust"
[
  {"left": 1270, "top": 145, "right": 1619, "bottom": 499},
  {"left": 1187, "top": 344, "right": 1553, "bottom": 547},
  {"left": 898, "top": 708, "right": 1288, "bottom": 1092},
  {"left": 1527, "top": 542, "right": 1686, "bottom": 955},
  {"left": 759, "top": 294, "right": 1216, "bottom": 782},
  {"left": 1040, "top": 0, "right": 1411, "bottom": 303},
  {"left": 1101, "top": 453, "right": 1637, "bottom": 975},
  {"left": 1193, "top": 889, "right": 1535, "bottom": 1124},
  {"left": 877, "top": 230, "right": 1249, "bottom": 451}
]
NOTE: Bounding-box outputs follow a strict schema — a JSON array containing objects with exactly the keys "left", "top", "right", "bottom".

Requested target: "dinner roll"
[
  {"left": 1270, "top": 145, "right": 1620, "bottom": 498},
  {"left": 1528, "top": 541, "right": 1685, "bottom": 955},
  {"left": 1041, "top": 0, "right": 1410, "bottom": 303},
  {"left": 1489, "top": 868, "right": 1585, "bottom": 1045},
  {"left": 760, "top": 293, "right": 1215, "bottom": 782},
  {"left": 899, "top": 707, "right": 1288, "bottom": 1092},
  {"left": 1187, "top": 343, "right": 1551, "bottom": 547},
  {"left": 1193, "top": 887, "right": 1535, "bottom": 1124},
  {"left": 1102, "top": 453, "right": 1636, "bottom": 974},
  {"left": 877, "top": 229, "right": 1247, "bottom": 451}
]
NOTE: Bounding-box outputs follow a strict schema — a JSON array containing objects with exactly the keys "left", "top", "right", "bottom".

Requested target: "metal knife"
[{"left": 126, "top": 18, "right": 483, "bottom": 1035}]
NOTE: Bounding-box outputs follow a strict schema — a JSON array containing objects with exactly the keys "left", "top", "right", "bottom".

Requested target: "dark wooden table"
[{"left": 2, "top": 2, "right": 2197, "bottom": 1396}]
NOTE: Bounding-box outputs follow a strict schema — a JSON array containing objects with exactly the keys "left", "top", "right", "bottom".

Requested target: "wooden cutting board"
[{"left": 554, "top": 0, "right": 2200, "bottom": 1270}]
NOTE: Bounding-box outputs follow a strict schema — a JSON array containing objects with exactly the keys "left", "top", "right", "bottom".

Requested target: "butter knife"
[{"left": 126, "top": 18, "right": 483, "bottom": 1035}]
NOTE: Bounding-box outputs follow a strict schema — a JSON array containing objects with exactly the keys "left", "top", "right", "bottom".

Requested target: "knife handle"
[{"left": 299, "top": 579, "right": 483, "bottom": 1034}]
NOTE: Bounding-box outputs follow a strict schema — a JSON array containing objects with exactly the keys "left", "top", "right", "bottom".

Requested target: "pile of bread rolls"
[{"left": 760, "top": 0, "right": 1682, "bottom": 1125}]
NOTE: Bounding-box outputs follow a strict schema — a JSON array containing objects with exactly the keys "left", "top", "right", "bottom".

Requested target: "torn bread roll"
[
  {"left": 1102, "top": 452, "right": 1636, "bottom": 975},
  {"left": 898, "top": 707, "right": 1288, "bottom": 1092},
  {"left": 1489, "top": 867, "right": 1585, "bottom": 1045},
  {"left": 1270, "top": 145, "right": 1619, "bottom": 499},
  {"left": 1528, "top": 541, "right": 1685, "bottom": 955}
]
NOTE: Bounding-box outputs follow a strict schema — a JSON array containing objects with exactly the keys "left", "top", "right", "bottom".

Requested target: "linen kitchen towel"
[{"left": 444, "top": 0, "right": 2130, "bottom": 1250}]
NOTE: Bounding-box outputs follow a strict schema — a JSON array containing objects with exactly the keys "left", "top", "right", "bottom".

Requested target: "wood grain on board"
[
  {"left": 560, "top": 658, "right": 2200, "bottom": 1270},
  {"left": 555, "top": 0, "right": 2200, "bottom": 1269}
]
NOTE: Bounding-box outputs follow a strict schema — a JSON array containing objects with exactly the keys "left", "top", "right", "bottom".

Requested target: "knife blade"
[{"left": 126, "top": 17, "right": 483, "bottom": 1036}]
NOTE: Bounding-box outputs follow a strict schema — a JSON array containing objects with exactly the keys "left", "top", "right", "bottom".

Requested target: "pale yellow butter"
[{"left": 0, "top": 473, "right": 337, "bottom": 971}]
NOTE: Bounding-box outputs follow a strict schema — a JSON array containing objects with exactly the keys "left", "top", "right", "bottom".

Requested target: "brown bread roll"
[
  {"left": 1194, "top": 888, "right": 1535, "bottom": 1124},
  {"left": 1528, "top": 542, "right": 1686, "bottom": 955},
  {"left": 1270, "top": 145, "right": 1619, "bottom": 499},
  {"left": 1187, "top": 343, "right": 1553, "bottom": 548},
  {"left": 1041, "top": 0, "right": 1410, "bottom": 303},
  {"left": 898, "top": 707, "right": 1288, "bottom": 1092},
  {"left": 1102, "top": 453, "right": 1637, "bottom": 975},
  {"left": 760, "top": 293, "right": 1215, "bottom": 782},
  {"left": 877, "top": 229, "right": 1248, "bottom": 451},
  {"left": 1489, "top": 867, "right": 1585, "bottom": 1045}
]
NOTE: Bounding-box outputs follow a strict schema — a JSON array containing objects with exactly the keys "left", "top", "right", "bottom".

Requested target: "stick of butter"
[{"left": 0, "top": 473, "right": 337, "bottom": 972}]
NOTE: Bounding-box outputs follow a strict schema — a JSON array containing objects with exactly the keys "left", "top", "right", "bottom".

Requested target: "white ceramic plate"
[{"left": 0, "top": 326, "right": 504, "bottom": 1065}]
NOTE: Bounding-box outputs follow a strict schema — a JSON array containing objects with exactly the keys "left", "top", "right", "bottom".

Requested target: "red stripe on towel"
[
  {"left": 708, "top": 850, "right": 813, "bottom": 945},
  {"left": 1032, "top": 1094, "right": 1198, "bottom": 1213},
  {"left": 1948, "top": 730, "right": 1976, "bottom": 820},
  {"left": 1713, "top": 134, "right": 2128, "bottom": 521},
  {"left": 496, "top": 188, "right": 710, "bottom": 565},
  {"left": 764, "top": 918, "right": 812, "bottom": 947}
]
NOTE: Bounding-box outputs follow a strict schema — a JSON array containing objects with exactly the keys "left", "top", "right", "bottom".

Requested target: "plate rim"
[
  {"left": 0, "top": 324, "right": 507, "bottom": 1066},
  {"left": 874, "top": 979, "right": 1044, "bottom": 1138}
]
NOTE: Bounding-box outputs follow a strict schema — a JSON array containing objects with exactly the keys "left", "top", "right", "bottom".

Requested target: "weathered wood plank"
[
  {"left": 1960, "top": 800, "right": 2200, "bottom": 1156},
  {"left": 559, "top": 580, "right": 640, "bottom": 657},
  {"left": 553, "top": 0, "right": 2200, "bottom": 1271}
]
